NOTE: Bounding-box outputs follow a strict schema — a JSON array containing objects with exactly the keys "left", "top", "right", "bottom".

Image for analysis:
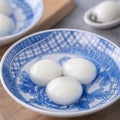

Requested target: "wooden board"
[
  {"left": 33, "top": 0, "right": 75, "bottom": 31},
  {"left": 0, "top": 0, "right": 75, "bottom": 120}
]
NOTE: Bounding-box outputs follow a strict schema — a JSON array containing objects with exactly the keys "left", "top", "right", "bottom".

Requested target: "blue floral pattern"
[
  {"left": 2, "top": 29, "right": 120, "bottom": 113},
  {"left": 16, "top": 49, "right": 116, "bottom": 111},
  {"left": 6, "top": 0, "right": 43, "bottom": 34}
]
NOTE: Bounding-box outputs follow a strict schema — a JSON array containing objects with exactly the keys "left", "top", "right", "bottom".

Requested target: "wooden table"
[{"left": 0, "top": 0, "right": 120, "bottom": 120}]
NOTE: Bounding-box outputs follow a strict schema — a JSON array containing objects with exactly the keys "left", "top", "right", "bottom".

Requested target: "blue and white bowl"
[
  {"left": 0, "top": 0, "right": 44, "bottom": 46},
  {"left": 0, "top": 29, "right": 120, "bottom": 117}
]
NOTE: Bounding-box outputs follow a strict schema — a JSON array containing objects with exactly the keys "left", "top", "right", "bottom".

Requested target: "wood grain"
[{"left": 33, "top": 0, "right": 75, "bottom": 31}]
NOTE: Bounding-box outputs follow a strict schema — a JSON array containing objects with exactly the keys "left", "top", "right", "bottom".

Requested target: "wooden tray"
[{"left": 0, "top": 0, "right": 75, "bottom": 120}]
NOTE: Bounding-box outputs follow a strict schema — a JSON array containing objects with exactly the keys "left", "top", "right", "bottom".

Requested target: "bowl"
[
  {"left": 0, "top": 29, "right": 120, "bottom": 117},
  {"left": 84, "top": 7, "right": 120, "bottom": 29},
  {"left": 0, "top": 0, "right": 44, "bottom": 46}
]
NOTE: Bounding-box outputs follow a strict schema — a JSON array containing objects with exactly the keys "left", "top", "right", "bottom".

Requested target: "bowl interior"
[
  {"left": 5, "top": 0, "right": 43, "bottom": 35},
  {"left": 1, "top": 29, "right": 120, "bottom": 116}
]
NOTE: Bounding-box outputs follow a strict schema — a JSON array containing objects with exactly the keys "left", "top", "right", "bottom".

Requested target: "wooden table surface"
[{"left": 0, "top": 0, "right": 120, "bottom": 120}]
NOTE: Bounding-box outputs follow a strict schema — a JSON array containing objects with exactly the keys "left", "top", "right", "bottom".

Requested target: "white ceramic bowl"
[
  {"left": 84, "top": 7, "right": 120, "bottom": 29},
  {"left": 0, "top": 29, "right": 120, "bottom": 117},
  {"left": 0, "top": 0, "right": 44, "bottom": 46}
]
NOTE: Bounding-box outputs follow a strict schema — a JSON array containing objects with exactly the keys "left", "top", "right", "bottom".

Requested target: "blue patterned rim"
[
  {"left": 0, "top": 29, "right": 120, "bottom": 117},
  {"left": 0, "top": 0, "right": 44, "bottom": 39}
]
